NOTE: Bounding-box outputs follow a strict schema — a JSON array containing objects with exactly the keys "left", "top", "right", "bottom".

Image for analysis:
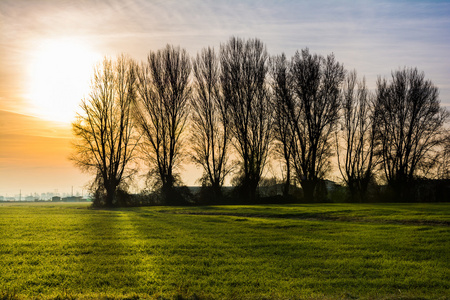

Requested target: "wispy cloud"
[{"left": 1, "top": 0, "right": 449, "bottom": 106}]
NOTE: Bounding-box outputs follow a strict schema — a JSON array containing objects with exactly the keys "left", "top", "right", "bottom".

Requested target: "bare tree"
[
  {"left": 374, "top": 67, "right": 449, "bottom": 200},
  {"left": 269, "top": 53, "right": 294, "bottom": 197},
  {"left": 220, "top": 37, "right": 272, "bottom": 201},
  {"left": 435, "top": 130, "right": 450, "bottom": 180},
  {"left": 190, "top": 47, "right": 231, "bottom": 199},
  {"left": 336, "top": 70, "right": 377, "bottom": 202},
  {"left": 71, "top": 55, "right": 139, "bottom": 207},
  {"left": 289, "top": 49, "right": 345, "bottom": 201},
  {"left": 135, "top": 45, "right": 191, "bottom": 202}
]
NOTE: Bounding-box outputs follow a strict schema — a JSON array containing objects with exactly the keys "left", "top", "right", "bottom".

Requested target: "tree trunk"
[
  {"left": 105, "top": 184, "right": 116, "bottom": 207},
  {"left": 301, "top": 180, "right": 316, "bottom": 202},
  {"left": 239, "top": 176, "right": 259, "bottom": 203},
  {"left": 348, "top": 179, "right": 358, "bottom": 202},
  {"left": 247, "top": 183, "right": 258, "bottom": 203},
  {"left": 211, "top": 182, "right": 223, "bottom": 201},
  {"left": 162, "top": 179, "right": 175, "bottom": 204},
  {"left": 283, "top": 164, "right": 291, "bottom": 198}
]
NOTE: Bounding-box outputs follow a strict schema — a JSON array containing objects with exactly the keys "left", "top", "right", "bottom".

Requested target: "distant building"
[
  {"left": 52, "top": 196, "right": 61, "bottom": 202},
  {"left": 324, "top": 180, "right": 341, "bottom": 192},
  {"left": 62, "top": 196, "right": 83, "bottom": 202},
  {"left": 258, "top": 183, "right": 284, "bottom": 197}
]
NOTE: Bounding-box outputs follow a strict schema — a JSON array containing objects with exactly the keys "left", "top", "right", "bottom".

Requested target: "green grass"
[{"left": 0, "top": 202, "right": 449, "bottom": 299}]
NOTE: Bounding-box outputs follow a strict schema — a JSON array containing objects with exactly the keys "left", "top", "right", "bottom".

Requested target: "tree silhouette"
[
  {"left": 435, "top": 130, "right": 450, "bottom": 180},
  {"left": 220, "top": 37, "right": 273, "bottom": 202},
  {"left": 289, "top": 49, "right": 345, "bottom": 201},
  {"left": 68, "top": 37, "right": 449, "bottom": 205},
  {"left": 374, "top": 67, "right": 449, "bottom": 200},
  {"left": 135, "top": 45, "right": 191, "bottom": 203},
  {"left": 269, "top": 54, "right": 294, "bottom": 197},
  {"left": 336, "top": 70, "right": 378, "bottom": 202},
  {"left": 190, "top": 47, "right": 232, "bottom": 200},
  {"left": 71, "top": 55, "right": 139, "bottom": 207}
]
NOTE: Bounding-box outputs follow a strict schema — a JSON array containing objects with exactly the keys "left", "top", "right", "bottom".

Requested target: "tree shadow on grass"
[
  {"left": 73, "top": 208, "right": 144, "bottom": 298},
  {"left": 123, "top": 209, "right": 218, "bottom": 299}
]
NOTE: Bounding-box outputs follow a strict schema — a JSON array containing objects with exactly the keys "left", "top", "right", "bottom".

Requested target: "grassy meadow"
[{"left": 0, "top": 202, "right": 448, "bottom": 299}]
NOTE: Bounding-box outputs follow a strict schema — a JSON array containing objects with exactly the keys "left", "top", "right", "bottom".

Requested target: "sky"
[{"left": 1, "top": 0, "right": 449, "bottom": 197}]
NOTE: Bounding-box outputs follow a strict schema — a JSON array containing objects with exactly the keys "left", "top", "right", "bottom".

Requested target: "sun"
[{"left": 26, "top": 38, "right": 101, "bottom": 123}]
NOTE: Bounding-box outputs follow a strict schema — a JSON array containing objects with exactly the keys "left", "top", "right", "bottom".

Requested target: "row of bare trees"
[{"left": 71, "top": 37, "right": 449, "bottom": 206}]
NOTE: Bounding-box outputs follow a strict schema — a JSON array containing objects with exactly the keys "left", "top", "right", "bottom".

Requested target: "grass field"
[{"left": 0, "top": 202, "right": 449, "bottom": 299}]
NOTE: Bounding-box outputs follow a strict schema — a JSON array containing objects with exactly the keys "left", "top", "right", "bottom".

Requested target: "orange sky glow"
[{"left": 1, "top": 0, "right": 449, "bottom": 197}]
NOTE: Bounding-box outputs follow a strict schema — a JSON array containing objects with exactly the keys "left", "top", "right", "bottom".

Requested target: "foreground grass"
[{"left": 0, "top": 202, "right": 448, "bottom": 299}]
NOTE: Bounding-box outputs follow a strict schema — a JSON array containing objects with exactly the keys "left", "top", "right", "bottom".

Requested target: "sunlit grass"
[{"left": 0, "top": 202, "right": 448, "bottom": 299}]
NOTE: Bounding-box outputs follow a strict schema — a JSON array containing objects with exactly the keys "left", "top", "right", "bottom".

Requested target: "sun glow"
[{"left": 27, "top": 38, "right": 101, "bottom": 123}]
